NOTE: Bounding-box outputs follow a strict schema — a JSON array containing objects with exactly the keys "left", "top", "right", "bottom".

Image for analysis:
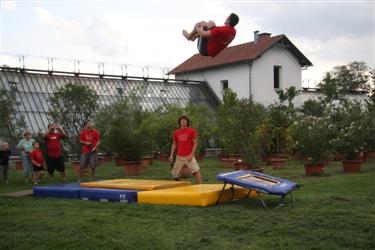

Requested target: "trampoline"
[{"left": 217, "top": 170, "right": 299, "bottom": 208}]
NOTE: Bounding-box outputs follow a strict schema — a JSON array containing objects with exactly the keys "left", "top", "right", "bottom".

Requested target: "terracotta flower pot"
[
  {"left": 342, "top": 160, "right": 362, "bottom": 173},
  {"left": 115, "top": 157, "right": 123, "bottom": 166},
  {"left": 365, "top": 150, "right": 375, "bottom": 159},
  {"left": 103, "top": 155, "right": 112, "bottom": 162},
  {"left": 271, "top": 158, "right": 287, "bottom": 170},
  {"left": 252, "top": 167, "right": 265, "bottom": 173},
  {"left": 158, "top": 153, "right": 170, "bottom": 162},
  {"left": 229, "top": 154, "right": 241, "bottom": 161},
  {"left": 333, "top": 154, "right": 343, "bottom": 161},
  {"left": 140, "top": 156, "right": 153, "bottom": 170},
  {"left": 221, "top": 158, "right": 235, "bottom": 168},
  {"left": 234, "top": 161, "right": 249, "bottom": 171},
  {"left": 304, "top": 163, "right": 325, "bottom": 176},
  {"left": 123, "top": 161, "right": 141, "bottom": 176},
  {"left": 15, "top": 160, "right": 23, "bottom": 171}
]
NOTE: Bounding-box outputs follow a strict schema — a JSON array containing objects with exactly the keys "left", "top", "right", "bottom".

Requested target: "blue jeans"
[{"left": 21, "top": 155, "right": 32, "bottom": 177}]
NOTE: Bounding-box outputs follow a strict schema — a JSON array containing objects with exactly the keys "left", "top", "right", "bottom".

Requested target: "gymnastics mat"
[
  {"left": 80, "top": 187, "right": 139, "bottom": 203},
  {"left": 137, "top": 184, "right": 257, "bottom": 207},
  {"left": 80, "top": 179, "right": 191, "bottom": 190},
  {"left": 217, "top": 170, "right": 299, "bottom": 207},
  {"left": 33, "top": 183, "right": 81, "bottom": 199}
]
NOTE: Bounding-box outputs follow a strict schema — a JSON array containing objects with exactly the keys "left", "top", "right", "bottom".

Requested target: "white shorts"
[{"left": 171, "top": 156, "right": 200, "bottom": 178}]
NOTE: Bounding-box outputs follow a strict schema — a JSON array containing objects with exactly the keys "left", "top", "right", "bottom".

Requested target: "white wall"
[
  {"left": 176, "top": 64, "right": 250, "bottom": 100},
  {"left": 251, "top": 46, "right": 302, "bottom": 106},
  {"left": 176, "top": 45, "right": 303, "bottom": 105}
]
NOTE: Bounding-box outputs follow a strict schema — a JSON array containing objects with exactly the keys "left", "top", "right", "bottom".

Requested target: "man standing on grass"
[
  {"left": 43, "top": 124, "right": 66, "bottom": 182},
  {"left": 169, "top": 115, "right": 202, "bottom": 184},
  {"left": 79, "top": 120, "right": 100, "bottom": 182}
]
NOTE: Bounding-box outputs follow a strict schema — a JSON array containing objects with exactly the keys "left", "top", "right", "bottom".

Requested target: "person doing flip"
[{"left": 182, "top": 13, "right": 239, "bottom": 57}]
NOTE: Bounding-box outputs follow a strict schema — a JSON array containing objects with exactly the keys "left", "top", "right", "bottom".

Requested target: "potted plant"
[
  {"left": 217, "top": 89, "right": 243, "bottom": 163},
  {"left": 290, "top": 114, "right": 333, "bottom": 175},
  {"left": 96, "top": 99, "right": 149, "bottom": 176},
  {"left": 328, "top": 101, "right": 366, "bottom": 173},
  {"left": 256, "top": 87, "right": 297, "bottom": 167},
  {"left": 230, "top": 97, "right": 266, "bottom": 172}
]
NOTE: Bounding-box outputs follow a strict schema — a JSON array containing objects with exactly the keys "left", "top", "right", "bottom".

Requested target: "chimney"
[
  {"left": 258, "top": 32, "right": 272, "bottom": 41},
  {"left": 254, "top": 30, "right": 259, "bottom": 43}
]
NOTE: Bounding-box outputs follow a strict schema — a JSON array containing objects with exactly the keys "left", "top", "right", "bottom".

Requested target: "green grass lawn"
[{"left": 1, "top": 158, "right": 374, "bottom": 250}]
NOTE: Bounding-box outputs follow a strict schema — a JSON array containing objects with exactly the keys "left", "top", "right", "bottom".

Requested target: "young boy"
[
  {"left": 30, "top": 142, "right": 44, "bottom": 184},
  {"left": 182, "top": 13, "right": 239, "bottom": 57},
  {"left": 0, "top": 142, "right": 12, "bottom": 184}
]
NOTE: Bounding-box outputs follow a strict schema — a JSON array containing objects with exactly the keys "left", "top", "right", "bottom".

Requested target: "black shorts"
[
  {"left": 197, "top": 26, "right": 209, "bottom": 56},
  {"left": 197, "top": 36, "right": 208, "bottom": 56},
  {"left": 47, "top": 156, "right": 65, "bottom": 174},
  {"left": 33, "top": 165, "right": 44, "bottom": 172}
]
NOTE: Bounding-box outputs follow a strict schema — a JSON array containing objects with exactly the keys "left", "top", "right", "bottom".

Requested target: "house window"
[
  {"left": 221, "top": 80, "right": 228, "bottom": 91},
  {"left": 274, "top": 66, "right": 281, "bottom": 89}
]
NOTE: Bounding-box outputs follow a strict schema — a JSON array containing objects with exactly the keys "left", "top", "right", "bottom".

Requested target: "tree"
[
  {"left": 318, "top": 61, "right": 373, "bottom": 103},
  {"left": 0, "top": 87, "right": 27, "bottom": 140},
  {"left": 48, "top": 83, "right": 98, "bottom": 157}
]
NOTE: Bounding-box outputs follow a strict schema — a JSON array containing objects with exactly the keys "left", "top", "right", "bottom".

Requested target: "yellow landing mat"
[
  {"left": 138, "top": 184, "right": 258, "bottom": 207},
  {"left": 80, "top": 179, "right": 191, "bottom": 190}
]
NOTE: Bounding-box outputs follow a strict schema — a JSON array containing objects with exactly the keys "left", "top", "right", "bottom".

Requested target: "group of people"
[
  {"left": 0, "top": 120, "right": 101, "bottom": 185},
  {"left": 0, "top": 115, "right": 203, "bottom": 185}
]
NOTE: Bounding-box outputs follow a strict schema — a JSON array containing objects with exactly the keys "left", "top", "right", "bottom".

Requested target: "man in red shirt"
[
  {"left": 43, "top": 124, "right": 66, "bottom": 182},
  {"left": 183, "top": 13, "right": 239, "bottom": 57},
  {"left": 79, "top": 120, "right": 100, "bottom": 182},
  {"left": 169, "top": 115, "right": 202, "bottom": 184},
  {"left": 30, "top": 141, "right": 44, "bottom": 185}
]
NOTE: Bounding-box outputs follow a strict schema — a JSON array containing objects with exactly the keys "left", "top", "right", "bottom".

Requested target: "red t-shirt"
[
  {"left": 80, "top": 129, "right": 100, "bottom": 153},
  {"left": 208, "top": 25, "right": 236, "bottom": 57},
  {"left": 173, "top": 127, "right": 197, "bottom": 157},
  {"left": 46, "top": 132, "right": 64, "bottom": 158},
  {"left": 30, "top": 149, "right": 44, "bottom": 166}
]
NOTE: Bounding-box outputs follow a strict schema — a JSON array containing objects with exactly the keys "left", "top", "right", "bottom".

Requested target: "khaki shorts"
[{"left": 171, "top": 156, "right": 200, "bottom": 178}]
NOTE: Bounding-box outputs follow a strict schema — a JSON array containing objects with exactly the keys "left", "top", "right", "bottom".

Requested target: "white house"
[{"left": 169, "top": 31, "right": 313, "bottom": 106}]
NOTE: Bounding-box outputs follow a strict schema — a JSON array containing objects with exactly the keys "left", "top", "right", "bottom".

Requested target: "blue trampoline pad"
[
  {"left": 217, "top": 170, "right": 299, "bottom": 196},
  {"left": 80, "top": 188, "right": 139, "bottom": 203},
  {"left": 33, "top": 183, "right": 81, "bottom": 199}
]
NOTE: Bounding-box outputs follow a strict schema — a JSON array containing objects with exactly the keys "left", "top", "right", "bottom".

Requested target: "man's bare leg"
[
  {"left": 194, "top": 171, "right": 202, "bottom": 184},
  {"left": 183, "top": 21, "right": 215, "bottom": 41}
]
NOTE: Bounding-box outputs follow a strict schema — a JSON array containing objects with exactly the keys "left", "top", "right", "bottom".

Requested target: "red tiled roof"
[{"left": 169, "top": 34, "right": 312, "bottom": 74}]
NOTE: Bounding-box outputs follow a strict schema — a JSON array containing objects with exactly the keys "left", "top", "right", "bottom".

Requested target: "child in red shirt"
[{"left": 30, "top": 142, "right": 44, "bottom": 184}]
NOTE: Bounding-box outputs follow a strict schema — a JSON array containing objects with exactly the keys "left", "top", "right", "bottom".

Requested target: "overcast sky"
[{"left": 1, "top": 0, "right": 374, "bottom": 84}]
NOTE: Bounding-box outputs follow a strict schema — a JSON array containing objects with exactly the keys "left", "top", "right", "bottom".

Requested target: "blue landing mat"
[
  {"left": 33, "top": 183, "right": 81, "bottom": 199},
  {"left": 217, "top": 170, "right": 299, "bottom": 196},
  {"left": 80, "top": 188, "right": 139, "bottom": 203}
]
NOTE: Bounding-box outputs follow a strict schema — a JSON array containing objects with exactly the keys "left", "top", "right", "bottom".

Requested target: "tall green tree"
[
  {"left": 0, "top": 87, "right": 27, "bottom": 140},
  {"left": 318, "top": 61, "right": 373, "bottom": 104},
  {"left": 48, "top": 83, "right": 98, "bottom": 157}
]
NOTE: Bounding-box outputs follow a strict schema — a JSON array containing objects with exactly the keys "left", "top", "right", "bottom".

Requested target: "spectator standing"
[
  {"left": 43, "top": 124, "right": 66, "bottom": 182},
  {"left": 17, "top": 131, "right": 35, "bottom": 183},
  {"left": 79, "top": 120, "right": 100, "bottom": 182},
  {"left": 0, "top": 142, "right": 11, "bottom": 184}
]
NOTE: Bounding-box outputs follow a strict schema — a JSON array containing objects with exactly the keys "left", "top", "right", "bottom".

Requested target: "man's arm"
[
  {"left": 169, "top": 141, "right": 176, "bottom": 162},
  {"left": 92, "top": 139, "right": 100, "bottom": 152},
  {"left": 187, "top": 137, "right": 198, "bottom": 161},
  {"left": 196, "top": 26, "right": 212, "bottom": 38}
]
